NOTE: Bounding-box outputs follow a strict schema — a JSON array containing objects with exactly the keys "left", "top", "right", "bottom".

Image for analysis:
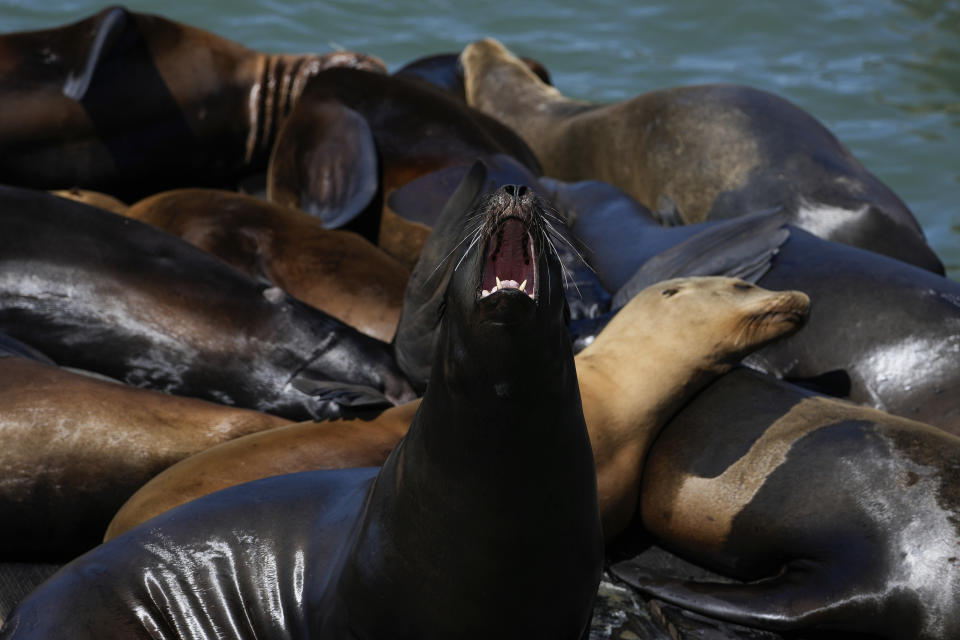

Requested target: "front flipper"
[
  {"left": 63, "top": 6, "right": 132, "bottom": 101},
  {"left": 611, "top": 557, "right": 874, "bottom": 635},
  {"left": 268, "top": 96, "right": 379, "bottom": 230},
  {"left": 611, "top": 209, "right": 790, "bottom": 309}
]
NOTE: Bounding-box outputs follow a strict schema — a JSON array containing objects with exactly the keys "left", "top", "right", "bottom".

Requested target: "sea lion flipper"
[
  {"left": 63, "top": 6, "right": 132, "bottom": 100},
  {"left": 268, "top": 97, "right": 379, "bottom": 229},
  {"left": 611, "top": 558, "right": 838, "bottom": 632},
  {"left": 289, "top": 375, "right": 394, "bottom": 414},
  {"left": 611, "top": 209, "right": 791, "bottom": 309}
]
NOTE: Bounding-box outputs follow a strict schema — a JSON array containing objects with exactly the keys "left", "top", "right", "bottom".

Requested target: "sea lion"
[
  {"left": 0, "top": 185, "right": 414, "bottom": 420},
  {"left": 460, "top": 38, "right": 944, "bottom": 274},
  {"left": 613, "top": 366, "right": 960, "bottom": 640},
  {"left": 107, "top": 277, "right": 809, "bottom": 545},
  {"left": 50, "top": 187, "right": 128, "bottom": 214},
  {"left": 0, "top": 6, "right": 384, "bottom": 201},
  {"left": 393, "top": 51, "right": 552, "bottom": 99},
  {"left": 0, "top": 351, "right": 290, "bottom": 560},
  {"left": 2, "top": 182, "right": 603, "bottom": 639},
  {"left": 125, "top": 188, "right": 410, "bottom": 342},
  {"left": 265, "top": 66, "right": 542, "bottom": 266},
  {"left": 549, "top": 179, "right": 960, "bottom": 433}
]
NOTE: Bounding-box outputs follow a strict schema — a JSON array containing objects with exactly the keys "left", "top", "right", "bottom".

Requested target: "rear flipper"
[{"left": 610, "top": 557, "right": 881, "bottom": 635}]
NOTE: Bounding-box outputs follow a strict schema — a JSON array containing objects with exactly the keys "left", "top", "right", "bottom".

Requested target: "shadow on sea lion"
[
  {"left": 124, "top": 188, "right": 410, "bottom": 342},
  {"left": 0, "top": 6, "right": 385, "bottom": 201},
  {"left": 265, "top": 66, "right": 543, "bottom": 268},
  {"left": 2, "top": 181, "right": 604, "bottom": 640},
  {"left": 611, "top": 366, "right": 960, "bottom": 640},
  {"left": 460, "top": 38, "right": 944, "bottom": 274},
  {"left": 547, "top": 178, "right": 960, "bottom": 433},
  {"left": 0, "top": 334, "right": 291, "bottom": 560},
  {"left": 0, "top": 185, "right": 414, "bottom": 420}
]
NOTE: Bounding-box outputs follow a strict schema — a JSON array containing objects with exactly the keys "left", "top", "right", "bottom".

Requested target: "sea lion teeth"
[
  {"left": 496, "top": 276, "right": 502, "bottom": 290},
  {"left": 519, "top": 279, "right": 527, "bottom": 292}
]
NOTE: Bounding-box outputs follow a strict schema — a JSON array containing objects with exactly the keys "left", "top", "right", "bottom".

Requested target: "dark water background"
[{"left": 3, "top": 0, "right": 959, "bottom": 279}]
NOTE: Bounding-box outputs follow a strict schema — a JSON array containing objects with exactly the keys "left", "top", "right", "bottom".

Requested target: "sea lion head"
[
  {"left": 618, "top": 277, "right": 810, "bottom": 366},
  {"left": 438, "top": 182, "right": 572, "bottom": 393},
  {"left": 460, "top": 37, "right": 561, "bottom": 109}
]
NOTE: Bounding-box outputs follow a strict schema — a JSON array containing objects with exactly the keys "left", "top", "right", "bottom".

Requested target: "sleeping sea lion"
[
  {"left": 0, "top": 6, "right": 384, "bottom": 201},
  {"left": 0, "top": 350, "right": 290, "bottom": 560},
  {"left": 107, "top": 277, "right": 809, "bottom": 545},
  {"left": 0, "top": 185, "right": 414, "bottom": 420},
  {"left": 2, "top": 181, "right": 603, "bottom": 640},
  {"left": 460, "top": 38, "right": 944, "bottom": 274},
  {"left": 125, "top": 188, "right": 410, "bottom": 342},
  {"left": 548, "top": 179, "right": 960, "bottom": 433}
]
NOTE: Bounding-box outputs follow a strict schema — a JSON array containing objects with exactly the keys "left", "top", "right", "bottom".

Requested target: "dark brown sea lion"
[
  {"left": 1, "top": 182, "right": 603, "bottom": 640},
  {"left": 549, "top": 179, "right": 960, "bottom": 433},
  {"left": 125, "top": 188, "right": 410, "bottom": 342},
  {"left": 460, "top": 38, "right": 944, "bottom": 274},
  {"left": 107, "top": 277, "right": 809, "bottom": 545},
  {"left": 0, "top": 351, "right": 290, "bottom": 560},
  {"left": 0, "top": 185, "right": 414, "bottom": 420},
  {"left": 613, "top": 367, "right": 960, "bottom": 640},
  {"left": 0, "top": 6, "right": 385, "bottom": 201},
  {"left": 265, "top": 66, "right": 542, "bottom": 267}
]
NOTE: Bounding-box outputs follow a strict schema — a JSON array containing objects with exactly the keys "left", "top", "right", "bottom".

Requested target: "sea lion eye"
[
  {"left": 661, "top": 288, "right": 679, "bottom": 297},
  {"left": 733, "top": 283, "right": 753, "bottom": 291}
]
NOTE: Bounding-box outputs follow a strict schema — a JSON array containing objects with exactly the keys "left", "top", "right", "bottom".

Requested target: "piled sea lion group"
[{"left": 0, "top": 8, "right": 958, "bottom": 640}]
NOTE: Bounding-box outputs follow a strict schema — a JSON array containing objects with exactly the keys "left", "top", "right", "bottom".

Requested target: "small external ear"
[
  {"left": 267, "top": 96, "right": 379, "bottom": 229},
  {"left": 63, "top": 6, "right": 132, "bottom": 100}
]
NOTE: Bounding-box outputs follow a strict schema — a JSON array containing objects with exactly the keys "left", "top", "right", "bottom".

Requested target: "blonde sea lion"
[
  {"left": 50, "top": 187, "right": 128, "bottom": 215},
  {"left": 107, "top": 277, "right": 808, "bottom": 543},
  {"left": 460, "top": 38, "right": 944, "bottom": 274},
  {"left": 125, "top": 188, "right": 410, "bottom": 342}
]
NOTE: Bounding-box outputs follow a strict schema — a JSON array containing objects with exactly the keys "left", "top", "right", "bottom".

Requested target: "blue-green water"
[{"left": 3, "top": 0, "right": 959, "bottom": 279}]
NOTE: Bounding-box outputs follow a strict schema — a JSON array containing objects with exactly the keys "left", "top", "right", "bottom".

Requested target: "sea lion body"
[
  {"left": 461, "top": 38, "right": 943, "bottom": 273},
  {"left": 126, "top": 188, "right": 410, "bottom": 342},
  {"left": 2, "top": 182, "right": 602, "bottom": 639},
  {"left": 0, "top": 185, "right": 413, "bottom": 420},
  {"left": 550, "top": 179, "right": 960, "bottom": 432},
  {"left": 0, "top": 353, "right": 289, "bottom": 560},
  {"left": 614, "top": 367, "right": 960, "bottom": 639},
  {"left": 0, "top": 7, "right": 384, "bottom": 201},
  {"left": 266, "top": 67, "right": 542, "bottom": 266},
  {"left": 109, "top": 277, "right": 809, "bottom": 546}
]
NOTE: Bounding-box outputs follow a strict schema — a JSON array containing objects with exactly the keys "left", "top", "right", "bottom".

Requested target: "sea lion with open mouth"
[{"left": 1, "top": 181, "right": 603, "bottom": 640}]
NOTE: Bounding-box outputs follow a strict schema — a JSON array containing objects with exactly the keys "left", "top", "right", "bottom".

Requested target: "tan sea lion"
[
  {"left": 107, "top": 277, "right": 809, "bottom": 543},
  {"left": 125, "top": 188, "right": 410, "bottom": 342},
  {"left": 50, "top": 187, "right": 128, "bottom": 215},
  {"left": 0, "top": 353, "right": 289, "bottom": 560},
  {"left": 460, "top": 38, "right": 944, "bottom": 274}
]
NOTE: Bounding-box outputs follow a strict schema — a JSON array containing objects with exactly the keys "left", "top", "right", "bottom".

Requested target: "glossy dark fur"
[
  {"left": 0, "top": 7, "right": 382, "bottom": 201},
  {"left": 550, "top": 180, "right": 960, "bottom": 433},
  {"left": 613, "top": 367, "right": 960, "bottom": 640},
  {"left": 0, "top": 185, "right": 413, "bottom": 420},
  {"left": 0, "top": 183, "right": 602, "bottom": 639},
  {"left": 267, "top": 67, "right": 543, "bottom": 240}
]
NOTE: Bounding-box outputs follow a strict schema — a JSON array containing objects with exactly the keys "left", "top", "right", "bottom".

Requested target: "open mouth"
[{"left": 478, "top": 217, "right": 537, "bottom": 300}]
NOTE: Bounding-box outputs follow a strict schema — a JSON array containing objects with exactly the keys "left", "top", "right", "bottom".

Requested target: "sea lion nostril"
[
  {"left": 503, "top": 185, "right": 516, "bottom": 196},
  {"left": 516, "top": 185, "right": 529, "bottom": 198}
]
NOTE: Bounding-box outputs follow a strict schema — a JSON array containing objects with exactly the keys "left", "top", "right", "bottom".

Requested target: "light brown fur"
[{"left": 106, "top": 277, "right": 807, "bottom": 543}]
